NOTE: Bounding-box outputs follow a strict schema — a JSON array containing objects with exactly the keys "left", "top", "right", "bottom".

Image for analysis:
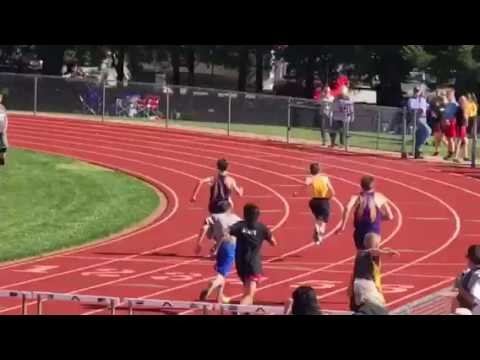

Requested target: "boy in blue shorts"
[{"left": 196, "top": 202, "right": 241, "bottom": 303}]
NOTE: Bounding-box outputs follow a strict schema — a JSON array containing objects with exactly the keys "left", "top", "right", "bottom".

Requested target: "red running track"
[{"left": 0, "top": 114, "right": 479, "bottom": 315}]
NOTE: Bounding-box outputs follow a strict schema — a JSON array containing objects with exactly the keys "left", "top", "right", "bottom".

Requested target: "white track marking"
[
  {"left": 386, "top": 277, "right": 455, "bottom": 307},
  {"left": 12, "top": 119, "right": 464, "bottom": 316},
  {"left": 408, "top": 217, "right": 450, "bottom": 221}
]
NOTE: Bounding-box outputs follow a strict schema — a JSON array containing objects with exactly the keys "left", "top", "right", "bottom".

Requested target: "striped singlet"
[
  {"left": 353, "top": 192, "right": 381, "bottom": 249},
  {"left": 208, "top": 174, "right": 231, "bottom": 214}
]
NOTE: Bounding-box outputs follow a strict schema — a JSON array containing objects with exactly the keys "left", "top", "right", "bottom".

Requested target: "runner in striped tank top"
[
  {"left": 337, "top": 176, "right": 394, "bottom": 250},
  {"left": 191, "top": 159, "right": 243, "bottom": 254},
  {"left": 294, "top": 163, "right": 335, "bottom": 245}
]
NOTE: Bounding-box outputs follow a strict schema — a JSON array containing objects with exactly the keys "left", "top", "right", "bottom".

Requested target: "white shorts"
[{"left": 353, "top": 279, "right": 385, "bottom": 307}]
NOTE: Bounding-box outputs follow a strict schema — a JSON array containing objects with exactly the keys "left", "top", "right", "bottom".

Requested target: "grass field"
[{"left": 0, "top": 149, "right": 160, "bottom": 262}]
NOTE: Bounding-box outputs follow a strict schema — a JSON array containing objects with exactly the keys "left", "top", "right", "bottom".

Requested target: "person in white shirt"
[
  {"left": 330, "top": 86, "right": 354, "bottom": 147},
  {"left": 407, "top": 86, "right": 431, "bottom": 159},
  {"left": 0, "top": 93, "right": 8, "bottom": 166},
  {"left": 318, "top": 86, "right": 334, "bottom": 146},
  {"left": 452, "top": 245, "right": 480, "bottom": 314}
]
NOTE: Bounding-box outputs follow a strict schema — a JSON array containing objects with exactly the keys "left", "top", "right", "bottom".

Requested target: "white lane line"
[
  {"left": 464, "top": 219, "right": 480, "bottom": 223},
  {"left": 260, "top": 209, "right": 284, "bottom": 213},
  {"left": 408, "top": 217, "right": 450, "bottom": 221},
  {"left": 242, "top": 195, "right": 274, "bottom": 199},
  {"left": 272, "top": 184, "right": 303, "bottom": 187},
  {"left": 387, "top": 277, "right": 455, "bottom": 307},
  {"left": 316, "top": 269, "right": 454, "bottom": 279}
]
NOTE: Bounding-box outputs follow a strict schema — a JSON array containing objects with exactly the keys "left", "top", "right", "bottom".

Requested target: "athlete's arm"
[
  {"left": 190, "top": 177, "right": 212, "bottom": 202},
  {"left": 336, "top": 195, "right": 358, "bottom": 234},
  {"left": 327, "top": 178, "right": 336, "bottom": 198},
  {"left": 366, "top": 247, "right": 400, "bottom": 257},
  {"left": 195, "top": 217, "right": 212, "bottom": 254},
  {"left": 293, "top": 177, "right": 311, "bottom": 197},
  {"left": 229, "top": 177, "right": 244, "bottom": 196},
  {"left": 264, "top": 225, "right": 277, "bottom": 246},
  {"left": 378, "top": 194, "right": 394, "bottom": 221}
]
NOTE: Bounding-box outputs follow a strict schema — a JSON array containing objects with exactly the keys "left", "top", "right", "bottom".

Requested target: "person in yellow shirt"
[
  {"left": 294, "top": 163, "right": 336, "bottom": 245},
  {"left": 466, "top": 94, "right": 478, "bottom": 138}
]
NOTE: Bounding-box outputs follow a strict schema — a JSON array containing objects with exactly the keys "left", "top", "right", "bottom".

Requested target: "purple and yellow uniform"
[{"left": 353, "top": 192, "right": 381, "bottom": 250}]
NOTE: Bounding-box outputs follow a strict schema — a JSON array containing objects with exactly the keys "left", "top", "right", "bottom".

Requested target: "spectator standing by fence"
[
  {"left": 317, "top": 86, "right": 334, "bottom": 146},
  {"left": 330, "top": 86, "right": 353, "bottom": 148},
  {"left": 407, "top": 86, "right": 431, "bottom": 159},
  {"left": 427, "top": 95, "right": 446, "bottom": 156},
  {"left": 453, "top": 96, "right": 470, "bottom": 163},
  {"left": 466, "top": 94, "right": 478, "bottom": 138},
  {"left": 442, "top": 89, "right": 459, "bottom": 160},
  {"left": 0, "top": 92, "right": 8, "bottom": 166}
]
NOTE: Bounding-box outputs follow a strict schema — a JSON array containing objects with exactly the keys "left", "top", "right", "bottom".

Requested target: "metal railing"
[
  {"left": 0, "top": 289, "right": 355, "bottom": 315},
  {"left": 390, "top": 287, "right": 456, "bottom": 315},
  {"left": 1, "top": 72, "right": 478, "bottom": 165}
]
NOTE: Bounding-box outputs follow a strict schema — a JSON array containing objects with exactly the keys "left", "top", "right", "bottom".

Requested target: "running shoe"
[
  {"left": 453, "top": 158, "right": 461, "bottom": 163},
  {"left": 464, "top": 158, "right": 471, "bottom": 162},
  {"left": 433, "top": 151, "right": 439, "bottom": 156},
  {"left": 444, "top": 153, "right": 453, "bottom": 160}
]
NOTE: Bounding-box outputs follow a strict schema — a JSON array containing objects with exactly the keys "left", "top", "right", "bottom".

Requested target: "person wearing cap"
[
  {"left": 407, "top": 86, "right": 431, "bottom": 159},
  {"left": 452, "top": 245, "right": 480, "bottom": 314}
]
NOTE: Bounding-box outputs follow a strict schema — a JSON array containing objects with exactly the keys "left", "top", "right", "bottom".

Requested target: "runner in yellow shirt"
[{"left": 295, "top": 163, "right": 335, "bottom": 245}]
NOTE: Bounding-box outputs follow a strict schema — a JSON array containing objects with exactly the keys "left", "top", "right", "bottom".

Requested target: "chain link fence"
[{"left": 1, "top": 72, "right": 478, "bottom": 166}]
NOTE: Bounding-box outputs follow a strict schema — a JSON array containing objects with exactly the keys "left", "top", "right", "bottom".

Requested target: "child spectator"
[
  {"left": 452, "top": 245, "right": 480, "bottom": 314},
  {"left": 284, "top": 286, "right": 322, "bottom": 315}
]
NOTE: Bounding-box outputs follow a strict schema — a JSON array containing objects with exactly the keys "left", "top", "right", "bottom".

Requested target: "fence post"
[
  {"left": 110, "top": 299, "right": 116, "bottom": 315},
  {"left": 411, "top": 109, "right": 417, "bottom": 157},
  {"left": 21, "top": 294, "right": 27, "bottom": 315},
  {"left": 101, "top": 81, "right": 106, "bottom": 122},
  {"left": 376, "top": 110, "right": 381, "bottom": 150},
  {"left": 401, "top": 107, "right": 408, "bottom": 159},
  {"left": 33, "top": 76, "right": 38, "bottom": 116},
  {"left": 227, "top": 93, "right": 232, "bottom": 136},
  {"left": 128, "top": 302, "right": 134, "bottom": 315},
  {"left": 472, "top": 116, "right": 478, "bottom": 168},
  {"left": 36, "top": 295, "right": 43, "bottom": 315},
  {"left": 165, "top": 86, "right": 170, "bottom": 128},
  {"left": 287, "top": 98, "right": 291, "bottom": 144}
]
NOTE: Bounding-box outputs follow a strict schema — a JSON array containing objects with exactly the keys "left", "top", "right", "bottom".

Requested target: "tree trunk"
[
  {"left": 377, "top": 62, "right": 403, "bottom": 106},
  {"left": 255, "top": 48, "right": 264, "bottom": 93},
  {"left": 39, "top": 45, "right": 67, "bottom": 75},
  {"left": 171, "top": 47, "right": 180, "bottom": 85},
  {"left": 187, "top": 47, "right": 195, "bottom": 86},
  {"left": 304, "top": 55, "right": 315, "bottom": 99},
  {"left": 238, "top": 47, "right": 249, "bottom": 92},
  {"left": 116, "top": 46, "right": 125, "bottom": 83}
]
